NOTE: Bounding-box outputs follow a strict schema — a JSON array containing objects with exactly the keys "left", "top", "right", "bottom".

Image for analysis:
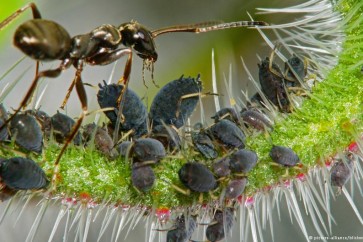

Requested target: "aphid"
[
  {"left": 166, "top": 215, "right": 197, "bottom": 242},
  {"left": 258, "top": 57, "right": 290, "bottom": 112},
  {"left": 82, "top": 123, "right": 118, "bottom": 159},
  {"left": 240, "top": 109, "right": 273, "bottom": 131},
  {"left": 191, "top": 131, "right": 218, "bottom": 159},
  {"left": 10, "top": 113, "right": 43, "bottom": 153},
  {"left": 0, "top": 157, "right": 49, "bottom": 190},
  {"left": 149, "top": 75, "right": 202, "bottom": 128},
  {"left": 25, "top": 109, "right": 52, "bottom": 138},
  {"left": 211, "top": 107, "right": 241, "bottom": 125},
  {"left": 151, "top": 124, "right": 182, "bottom": 152},
  {"left": 131, "top": 163, "right": 155, "bottom": 192},
  {"left": 117, "top": 141, "right": 132, "bottom": 157},
  {"left": 132, "top": 138, "right": 166, "bottom": 163},
  {"left": 178, "top": 162, "right": 217, "bottom": 193},
  {"left": 51, "top": 112, "right": 81, "bottom": 145},
  {"left": 206, "top": 208, "right": 235, "bottom": 242},
  {"left": 212, "top": 158, "right": 231, "bottom": 177},
  {"left": 0, "top": 3, "right": 267, "bottom": 168},
  {"left": 330, "top": 154, "right": 354, "bottom": 188},
  {"left": 97, "top": 81, "right": 147, "bottom": 137},
  {"left": 284, "top": 54, "right": 306, "bottom": 86},
  {"left": 208, "top": 119, "right": 245, "bottom": 150},
  {"left": 269, "top": 145, "right": 300, "bottom": 167},
  {"left": 0, "top": 104, "right": 9, "bottom": 141},
  {"left": 225, "top": 178, "right": 247, "bottom": 199},
  {"left": 229, "top": 149, "right": 258, "bottom": 173}
]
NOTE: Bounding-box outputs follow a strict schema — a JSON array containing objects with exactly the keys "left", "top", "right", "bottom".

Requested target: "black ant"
[{"left": 0, "top": 2, "right": 267, "bottom": 189}]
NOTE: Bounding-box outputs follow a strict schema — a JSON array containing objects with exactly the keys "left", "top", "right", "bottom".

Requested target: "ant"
[{"left": 0, "top": 2, "right": 267, "bottom": 189}]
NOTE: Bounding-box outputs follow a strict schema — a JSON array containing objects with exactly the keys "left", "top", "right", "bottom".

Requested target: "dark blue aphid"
[
  {"left": 229, "top": 149, "right": 258, "bottom": 173},
  {"left": 209, "top": 119, "right": 245, "bottom": 150},
  {"left": 97, "top": 81, "right": 147, "bottom": 137},
  {"left": 131, "top": 163, "right": 155, "bottom": 192},
  {"left": 25, "top": 109, "right": 52, "bottom": 138},
  {"left": 191, "top": 131, "right": 217, "bottom": 159},
  {"left": 258, "top": 57, "right": 290, "bottom": 112},
  {"left": 118, "top": 141, "right": 132, "bottom": 157},
  {"left": 269, "top": 145, "right": 300, "bottom": 167},
  {"left": 178, "top": 162, "right": 217, "bottom": 193},
  {"left": 211, "top": 107, "right": 241, "bottom": 125},
  {"left": 0, "top": 104, "right": 9, "bottom": 141},
  {"left": 330, "top": 154, "right": 354, "bottom": 188},
  {"left": 284, "top": 55, "right": 305, "bottom": 86},
  {"left": 150, "top": 75, "right": 202, "bottom": 128},
  {"left": 240, "top": 109, "right": 273, "bottom": 131},
  {"left": 151, "top": 124, "right": 181, "bottom": 152},
  {"left": 133, "top": 138, "right": 166, "bottom": 163},
  {"left": 51, "top": 112, "right": 81, "bottom": 145},
  {"left": 0, "top": 157, "right": 49, "bottom": 190},
  {"left": 225, "top": 178, "right": 247, "bottom": 199},
  {"left": 10, "top": 114, "right": 43, "bottom": 153},
  {"left": 206, "top": 208, "right": 234, "bottom": 242},
  {"left": 167, "top": 215, "right": 197, "bottom": 242}
]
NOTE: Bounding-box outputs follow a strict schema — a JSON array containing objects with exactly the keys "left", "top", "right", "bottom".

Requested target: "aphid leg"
[
  {"left": 175, "top": 92, "right": 202, "bottom": 119},
  {"left": 52, "top": 65, "right": 87, "bottom": 190},
  {"left": 0, "top": 3, "right": 41, "bottom": 31},
  {"left": 0, "top": 59, "right": 72, "bottom": 131},
  {"left": 268, "top": 46, "right": 284, "bottom": 79}
]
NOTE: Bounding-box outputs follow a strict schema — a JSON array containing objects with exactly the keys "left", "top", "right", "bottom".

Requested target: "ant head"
[{"left": 119, "top": 21, "right": 158, "bottom": 62}]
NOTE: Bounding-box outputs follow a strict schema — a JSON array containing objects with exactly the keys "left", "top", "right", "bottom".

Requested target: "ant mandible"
[{"left": 0, "top": 3, "right": 267, "bottom": 174}]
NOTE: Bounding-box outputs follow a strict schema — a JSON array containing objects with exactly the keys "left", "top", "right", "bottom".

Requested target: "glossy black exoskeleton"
[
  {"left": 132, "top": 138, "right": 166, "bottom": 163},
  {"left": 0, "top": 104, "right": 9, "bottom": 141},
  {"left": 258, "top": 57, "right": 290, "bottom": 112},
  {"left": 97, "top": 81, "right": 147, "bottom": 138},
  {"left": 131, "top": 163, "right": 155, "bottom": 192},
  {"left": 0, "top": 157, "right": 49, "bottom": 190},
  {"left": 191, "top": 131, "right": 217, "bottom": 159},
  {"left": 10, "top": 113, "right": 43, "bottom": 153},
  {"left": 269, "top": 145, "right": 300, "bottom": 167},
  {"left": 211, "top": 107, "right": 241, "bottom": 125},
  {"left": 149, "top": 75, "right": 202, "bottom": 128},
  {"left": 0, "top": 3, "right": 267, "bottom": 166},
  {"left": 51, "top": 112, "right": 81, "bottom": 145},
  {"left": 151, "top": 124, "right": 181, "bottom": 152},
  {"left": 330, "top": 154, "right": 354, "bottom": 188},
  {"left": 225, "top": 178, "right": 247, "bottom": 199},
  {"left": 82, "top": 123, "right": 118, "bottom": 159},
  {"left": 166, "top": 215, "right": 197, "bottom": 242},
  {"left": 240, "top": 109, "right": 273, "bottom": 131},
  {"left": 206, "top": 208, "right": 234, "bottom": 242},
  {"left": 209, "top": 119, "right": 245, "bottom": 150},
  {"left": 178, "top": 162, "right": 217, "bottom": 193},
  {"left": 229, "top": 149, "right": 258, "bottom": 173}
]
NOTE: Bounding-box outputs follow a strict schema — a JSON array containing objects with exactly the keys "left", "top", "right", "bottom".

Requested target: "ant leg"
[
  {"left": 0, "top": 2, "right": 41, "bottom": 30},
  {"left": 0, "top": 59, "right": 72, "bottom": 131},
  {"left": 60, "top": 80, "right": 76, "bottom": 109},
  {"left": 52, "top": 66, "right": 87, "bottom": 190}
]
